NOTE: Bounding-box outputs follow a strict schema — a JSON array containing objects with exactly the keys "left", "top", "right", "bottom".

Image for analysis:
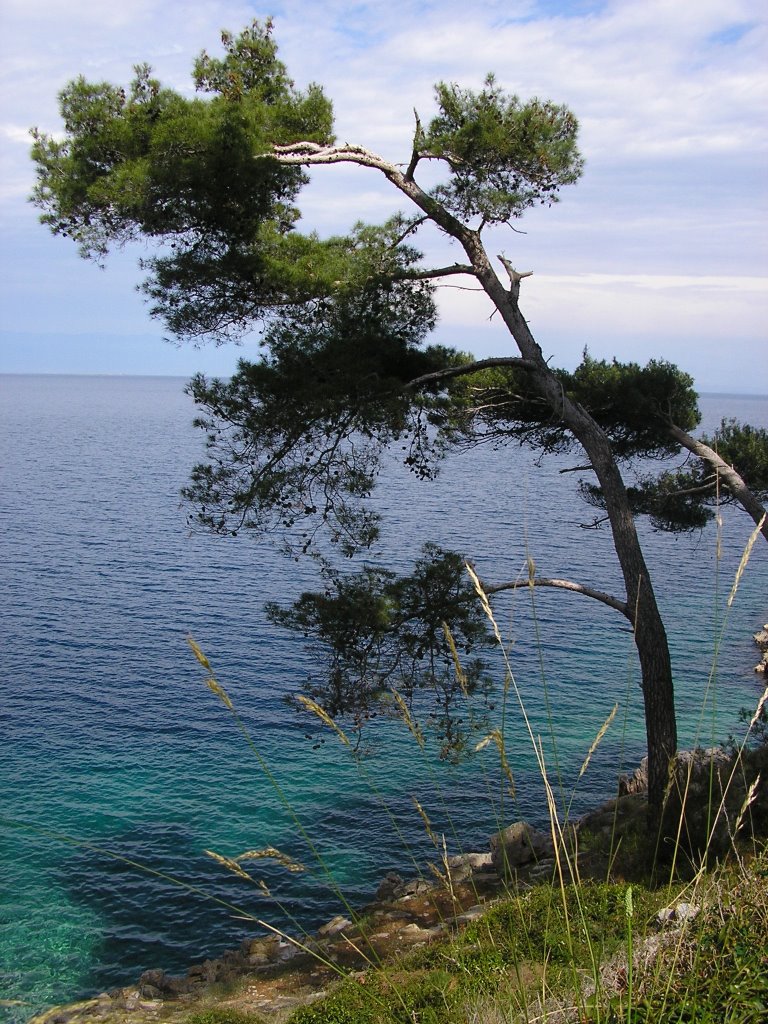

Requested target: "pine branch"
[
  {"left": 669, "top": 424, "right": 768, "bottom": 542},
  {"left": 485, "top": 577, "right": 630, "bottom": 619},
  {"left": 406, "top": 356, "right": 536, "bottom": 391}
]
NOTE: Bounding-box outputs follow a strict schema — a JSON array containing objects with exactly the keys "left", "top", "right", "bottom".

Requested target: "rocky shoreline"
[
  {"left": 28, "top": 669, "right": 768, "bottom": 1024},
  {"left": 29, "top": 805, "right": 642, "bottom": 1024},
  {"left": 755, "top": 621, "right": 768, "bottom": 675}
]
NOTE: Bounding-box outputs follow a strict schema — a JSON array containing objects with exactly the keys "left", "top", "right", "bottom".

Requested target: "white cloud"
[
  {"left": 1, "top": 123, "right": 32, "bottom": 145},
  {"left": 0, "top": 0, "right": 766, "bottom": 382}
]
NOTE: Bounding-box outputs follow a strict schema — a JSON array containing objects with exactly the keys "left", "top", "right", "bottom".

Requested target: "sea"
[{"left": 1, "top": 374, "right": 766, "bottom": 1020}]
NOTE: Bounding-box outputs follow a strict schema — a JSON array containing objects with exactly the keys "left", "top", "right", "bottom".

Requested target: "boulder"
[
  {"left": 618, "top": 757, "right": 648, "bottom": 797},
  {"left": 661, "top": 747, "right": 735, "bottom": 860},
  {"left": 317, "top": 915, "right": 352, "bottom": 937},
  {"left": 490, "top": 822, "right": 553, "bottom": 874},
  {"left": 446, "top": 851, "right": 493, "bottom": 882},
  {"left": 375, "top": 871, "right": 405, "bottom": 901}
]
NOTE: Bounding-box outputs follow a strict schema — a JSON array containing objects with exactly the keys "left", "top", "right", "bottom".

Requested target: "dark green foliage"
[
  {"left": 705, "top": 419, "right": 768, "bottom": 494},
  {"left": 267, "top": 545, "right": 492, "bottom": 757},
  {"left": 584, "top": 418, "right": 768, "bottom": 533},
  {"left": 422, "top": 74, "right": 584, "bottom": 223},
  {"left": 583, "top": 473, "right": 715, "bottom": 532},
  {"left": 30, "top": 20, "right": 334, "bottom": 344},
  {"left": 442, "top": 353, "right": 700, "bottom": 461},
  {"left": 183, "top": 268, "right": 470, "bottom": 554},
  {"left": 565, "top": 355, "right": 700, "bottom": 458}
]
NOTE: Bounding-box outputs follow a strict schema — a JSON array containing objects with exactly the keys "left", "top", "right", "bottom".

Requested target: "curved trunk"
[
  {"left": 575, "top": 421, "right": 677, "bottom": 814},
  {"left": 280, "top": 151, "right": 680, "bottom": 817},
  {"left": 467, "top": 245, "right": 677, "bottom": 815}
]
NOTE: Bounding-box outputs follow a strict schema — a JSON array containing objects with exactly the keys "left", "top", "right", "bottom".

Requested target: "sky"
[{"left": 0, "top": 0, "right": 766, "bottom": 393}]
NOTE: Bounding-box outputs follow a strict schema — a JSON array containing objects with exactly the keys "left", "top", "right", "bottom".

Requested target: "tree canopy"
[{"left": 32, "top": 20, "right": 768, "bottom": 815}]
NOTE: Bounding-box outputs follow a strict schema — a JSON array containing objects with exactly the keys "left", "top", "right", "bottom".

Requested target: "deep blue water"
[{"left": 1, "top": 375, "right": 766, "bottom": 1019}]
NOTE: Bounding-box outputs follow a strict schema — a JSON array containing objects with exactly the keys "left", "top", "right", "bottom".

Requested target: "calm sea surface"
[{"left": 1, "top": 375, "right": 766, "bottom": 1018}]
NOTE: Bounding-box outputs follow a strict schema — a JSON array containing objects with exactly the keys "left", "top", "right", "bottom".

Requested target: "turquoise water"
[{"left": 1, "top": 375, "right": 766, "bottom": 1019}]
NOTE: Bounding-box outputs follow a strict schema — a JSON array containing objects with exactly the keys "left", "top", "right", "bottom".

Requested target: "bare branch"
[
  {"left": 486, "top": 577, "right": 630, "bottom": 619},
  {"left": 388, "top": 215, "right": 429, "bottom": 249},
  {"left": 497, "top": 254, "right": 533, "bottom": 297},
  {"left": 268, "top": 141, "right": 474, "bottom": 243},
  {"left": 406, "top": 356, "right": 536, "bottom": 391},
  {"left": 272, "top": 142, "right": 397, "bottom": 174},
  {"left": 394, "top": 263, "right": 475, "bottom": 282},
  {"left": 581, "top": 515, "right": 611, "bottom": 530},
  {"left": 405, "top": 109, "right": 423, "bottom": 181}
]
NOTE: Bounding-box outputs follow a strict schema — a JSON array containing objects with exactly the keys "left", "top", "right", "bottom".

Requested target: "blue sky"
[{"left": 0, "top": 0, "right": 766, "bottom": 393}]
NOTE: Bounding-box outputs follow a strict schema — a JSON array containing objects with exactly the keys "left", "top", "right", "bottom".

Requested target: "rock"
[
  {"left": 446, "top": 851, "right": 493, "bottom": 881},
  {"left": 661, "top": 747, "right": 734, "bottom": 860},
  {"left": 490, "top": 822, "right": 553, "bottom": 874},
  {"left": 186, "top": 958, "right": 225, "bottom": 985},
  {"left": 137, "top": 969, "right": 167, "bottom": 999},
  {"left": 619, "top": 757, "right": 648, "bottom": 796},
  {"left": 401, "top": 878, "right": 432, "bottom": 897},
  {"left": 657, "top": 902, "right": 700, "bottom": 926},
  {"left": 400, "top": 922, "right": 427, "bottom": 934},
  {"left": 375, "top": 871, "right": 405, "bottom": 901},
  {"left": 317, "top": 915, "right": 352, "bottom": 937},
  {"left": 243, "top": 935, "right": 282, "bottom": 965},
  {"left": 453, "top": 905, "right": 487, "bottom": 925},
  {"left": 527, "top": 857, "right": 556, "bottom": 881}
]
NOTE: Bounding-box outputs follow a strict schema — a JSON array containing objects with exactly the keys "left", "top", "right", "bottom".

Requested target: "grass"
[{"left": 275, "top": 841, "right": 768, "bottom": 1024}]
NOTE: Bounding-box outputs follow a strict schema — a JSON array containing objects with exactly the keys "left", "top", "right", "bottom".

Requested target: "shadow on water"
[
  {"left": 55, "top": 749, "right": 585, "bottom": 996},
  {"left": 54, "top": 790, "right": 452, "bottom": 993},
  {"left": 57, "top": 820, "right": 319, "bottom": 992}
]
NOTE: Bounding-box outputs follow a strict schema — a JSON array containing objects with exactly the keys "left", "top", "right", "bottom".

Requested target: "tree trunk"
[
  {"left": 467, "top": 245, "right": 677, "bottom": 816},
  {"left": 275, "top": 150, "right": 679, "bottom": 818}
]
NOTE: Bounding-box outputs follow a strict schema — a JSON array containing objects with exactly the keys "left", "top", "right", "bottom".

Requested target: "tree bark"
[
  {"left": 472, "top": 262, "right": 677, "bottom": 817},
  {"left": 669, "top": 424, "right": 768, "bottom": 543},
  {"left": 271, "top": 142, "right": 679, "bottom": 817}
]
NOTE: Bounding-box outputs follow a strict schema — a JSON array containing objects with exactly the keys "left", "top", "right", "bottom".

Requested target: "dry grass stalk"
[
  {"left": 413, "top": 796, "right": 439, "bottom": 847},
  {"left": 204, "top": 676, "right": 234, "bottom": 710},
  {"left": 443, "top": 621, "right": 470, "bottom": 696},
  {"left": 466, "top": 563, "right": 504, "bottom": 647},
  {"left": 295, "top": 694, "right": 351, "bottom": 746},
  {"left": 475, "top": 729, "right": 515, "bottom": 797},
  {"left": 236, "top": 847, "right": 306, "bottom": 873},
  {"left": 204, "top": 849, "right": 258, "bottom": 883},
  {"left": 733, "top": 773, "right": 761, "bottom": 839},
  {"left": 578, "top": 704, "right": 618, "bottom": 780},
  {"left": 186, "top": 635, "right": 212, "bottom": 670},
  {"left": 391, "top": 689, "right": 425, "bottom": 749},
  {"left": 727, "top": 513, "right": 766, "bottom": 607},
  {"left": 748, "top": 683, "right": 768, "bottom": 731}
]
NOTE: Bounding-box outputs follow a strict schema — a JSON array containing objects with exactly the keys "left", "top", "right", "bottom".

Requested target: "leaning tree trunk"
[
  {"left": 271, "top": 145, "right": 679, "bottom": 819},
  {"left": 462, "top": 236, "right": 677, "bottom": 817},
  {"left": 394, "top": 197, "right": 678, "bottom": 817}
]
